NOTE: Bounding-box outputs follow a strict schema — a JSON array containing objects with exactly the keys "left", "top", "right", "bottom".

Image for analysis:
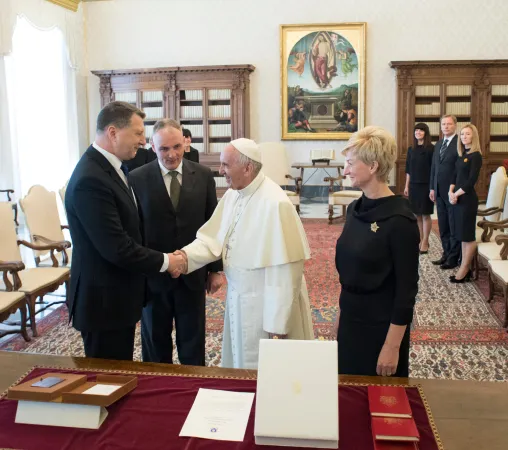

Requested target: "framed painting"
[{"left": 281, "top": 23, "right": 366, "bottom": 140}]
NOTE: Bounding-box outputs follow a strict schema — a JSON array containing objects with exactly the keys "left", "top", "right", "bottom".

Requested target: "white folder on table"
[{"left": 254, "top": 339, "right": 339, "bottom": 448}]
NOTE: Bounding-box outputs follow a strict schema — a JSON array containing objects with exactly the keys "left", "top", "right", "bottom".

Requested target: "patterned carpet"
[{"left": 1, "top": 219, "right": 507, "bottom": 381}]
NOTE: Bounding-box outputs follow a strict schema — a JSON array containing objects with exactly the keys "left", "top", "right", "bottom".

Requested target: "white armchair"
[
  {"left": 19, "top": 185, "right": 72, "bottom": 267},
  {"left": 259, "top": 142, "right": 302, "bottom": 214},
  {"left": 0, "top": 203, "right": 70, "bottom": 337}
]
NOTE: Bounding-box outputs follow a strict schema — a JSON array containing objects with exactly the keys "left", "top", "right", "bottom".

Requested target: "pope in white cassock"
[{"left": 178, "top": 138, "right": 314, "bottom": 369}]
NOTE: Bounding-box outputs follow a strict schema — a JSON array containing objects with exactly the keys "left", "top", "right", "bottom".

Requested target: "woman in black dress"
[
  {"left": 404, "top": 123, "right": 435, "bottom": 254},
  {"left": 448, "top": 124, "right": 483, "bottom": 283},
  {"left": 335, "top": 126, "right": 420, "bottom": 377},
  {"left": 182, "top": 128, "right": 200, "bottom": 163}
]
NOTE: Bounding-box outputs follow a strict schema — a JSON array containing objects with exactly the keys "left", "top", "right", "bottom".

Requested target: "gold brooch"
[
  {"left": 371, "top": 222, "right": 379, "bottom": 233},
  {"left": 464, "top": 158, "right": 468, "bottom": 162}
]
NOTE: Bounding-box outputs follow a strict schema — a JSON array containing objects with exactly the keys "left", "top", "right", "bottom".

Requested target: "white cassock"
[{"left": 182, "top": 171, "right": 314, "bottom": 369}]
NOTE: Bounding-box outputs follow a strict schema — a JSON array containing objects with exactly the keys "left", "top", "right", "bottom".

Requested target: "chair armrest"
[
  {"left": 61, "top": 225, "right": 69, "bottom": 230},
  {"left": 0, "top": 259, "right": 24, "bottom": 291},
  {"left": 478, "top": 200, "right": 487, "bottom": 205},
  {"left": 285, "top": 175, "right": 303, "bottom": 194},
  {"left": 478, "top": 218, "right": 508, "bottom": 242},
  {"left": 477, "top": 207, "right": 502, "bottom": 217},
  {"left": 0, "top": 189, "right": 14, "bottom": 201},
  {"left": 495, "top": 234, "right": 508, "bottom": 260},
  {"left": 33, "top": 235, "right": 71, "bottom": 266},
  {"left": 324, "top": 176, "right": 343, "bottom": 193},
  {"left": 32, "top": 235, "right": 71, "bottom": 250}
]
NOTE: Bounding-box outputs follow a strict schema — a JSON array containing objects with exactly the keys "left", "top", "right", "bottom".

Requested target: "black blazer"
[
  {"left": 430, "top": 135, "right": 458, "bottom": 196},
  {"left": 183, "top": 147, "right": 200, "bottom": 163},
  {"left": 124, "top": 147, "right": 157, "bottom": 172},
  {"left": 130, "top": 159, "right": 222, "bottom": 293},
  {"left": 65, "top": 146, "right": 164, "bottom": 332}
]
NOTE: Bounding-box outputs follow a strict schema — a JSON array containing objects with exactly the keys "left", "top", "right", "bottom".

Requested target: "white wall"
[{"left": 84, "top": 0, "right": 508, "bottom": 183}]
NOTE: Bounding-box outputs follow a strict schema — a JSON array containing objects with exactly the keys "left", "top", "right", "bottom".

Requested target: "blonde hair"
[
  {"left": 341, "top": 126, "right": 397, "bottom": 183},
  {"left": 457, "top": 123, "right": 482, "bottom": 156}
]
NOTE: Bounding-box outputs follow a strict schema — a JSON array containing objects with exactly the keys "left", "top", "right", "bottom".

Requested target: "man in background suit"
[
  {"left": 429, "top": 114, "right": 460, "bottom": 269},
  {"left": 65, "top": 101, "right": 185, "bottom": 360},
  {"left": 130, "top": 119, "right": 223, "bottom": 365},
  {"left": 124, "top": 137, "right": 157, "bottom": 172},
  {"left": 182, "top": 128, "right": 200, "bottom": 163}
]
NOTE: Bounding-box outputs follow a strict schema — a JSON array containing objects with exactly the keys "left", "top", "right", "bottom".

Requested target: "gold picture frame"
[{"left": 281, "top": 23, "right": 366, "bottom": 140}]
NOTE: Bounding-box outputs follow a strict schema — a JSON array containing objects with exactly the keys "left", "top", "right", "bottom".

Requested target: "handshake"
[{"left": 167, "top": 250, "right": 188, "bottom": 278}]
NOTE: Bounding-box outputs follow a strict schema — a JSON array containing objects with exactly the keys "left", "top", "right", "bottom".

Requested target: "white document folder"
[{"left": 254, "top": 339, "right": 338, "bottom": 448}]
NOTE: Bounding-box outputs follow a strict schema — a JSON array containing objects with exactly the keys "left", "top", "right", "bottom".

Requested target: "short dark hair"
[
  {"left": 182, "top": 128, "right": 192, "bottom": 138},
  {"left": 96, "top": 101, "right": 146, "bottom": 133}
]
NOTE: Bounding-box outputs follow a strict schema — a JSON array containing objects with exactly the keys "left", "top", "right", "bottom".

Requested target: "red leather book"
[
  {"left": 371, "top": 417, "right": 420, "bottom": 442},
  {"left": 373, "top": 438, "right": 419, "bottom": 450},
  {"left": 368, "top": 386, "right": 412, "bottom": 418}
]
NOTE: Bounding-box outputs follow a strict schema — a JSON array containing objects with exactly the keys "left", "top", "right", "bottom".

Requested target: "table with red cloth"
[{"left": 0, "top": 352, "right": 507, "bottom": 450}]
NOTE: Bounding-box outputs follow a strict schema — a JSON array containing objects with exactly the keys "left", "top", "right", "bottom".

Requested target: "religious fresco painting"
[{"left": 281, "top": 23, "right": 366, "bottom": 140}]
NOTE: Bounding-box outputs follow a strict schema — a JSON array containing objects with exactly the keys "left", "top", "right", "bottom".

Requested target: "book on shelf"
[
  {"left": 415, "top": 85, "right": 439, "bottom": 96},
  {"left": 368, "top": 386, "right": 412, "bottom": 419},
  {"left": 446, "top": 85, "right": 472, "bottom": 96},
  {"left": 371, "top": 417, "right": 419, "bottom": 442},
  {"left": 492, "top": 85, "right": 508, "bottom": 96}
]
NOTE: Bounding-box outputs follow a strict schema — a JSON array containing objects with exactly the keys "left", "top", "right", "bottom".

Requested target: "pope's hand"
[{"left": 168, "top": 250, "right": 187, "bottom": 278}]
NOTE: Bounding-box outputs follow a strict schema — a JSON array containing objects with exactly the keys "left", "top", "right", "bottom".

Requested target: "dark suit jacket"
[
  {"left": 65, "top": 146, "right": 164, "bottom": 332},
  {"left": 183, "top": 147, "right": 200, "bottom": 163},
  {"left": 430, "top": 135, "right": 459, "bottom": 196},
  {"left": 130, "top": 159, "right": 222, "bottom": 294},
  {"left": 125, "top": 147, "right": 157, "bottom": 172}
]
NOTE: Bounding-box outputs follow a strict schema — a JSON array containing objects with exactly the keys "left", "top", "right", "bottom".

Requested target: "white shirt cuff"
[{"left": 160, "top": 253, "right": 169, "bottom": 272}]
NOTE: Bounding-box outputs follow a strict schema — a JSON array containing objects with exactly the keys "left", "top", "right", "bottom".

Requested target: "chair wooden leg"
[
  {"left": 487, "top": 270, "right": 494, "bottom": 303},
  {"left": 328, "top": 205, "right": 334, "bottom": 225},
  {"left": 296, "top": 204, "right": 300, "bottom": 215},
  {"left": 19, "top": 301, "right": 30, "bottom": 342},
  {"left": 12, "top": 204, "right": 19, "bottom": 227},
  {"left": 27, "top": 294, "right": 38, "bottom": 337}
]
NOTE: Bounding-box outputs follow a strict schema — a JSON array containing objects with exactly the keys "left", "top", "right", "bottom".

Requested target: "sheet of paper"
[
  {"left": 82, "top": 384, "right": 121, "bottom": 396},
  {"left": 179, "top": 388, "right": 255, "bottom": 442}
]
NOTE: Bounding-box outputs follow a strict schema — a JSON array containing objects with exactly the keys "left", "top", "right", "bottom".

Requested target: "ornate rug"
[{"left": 1, "top": 219, "right": 507, "bottom": 381}]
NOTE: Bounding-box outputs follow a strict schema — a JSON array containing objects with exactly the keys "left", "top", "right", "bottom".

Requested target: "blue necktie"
[{"left": 120, "top": 162, "right": 129, "bottom": 178}]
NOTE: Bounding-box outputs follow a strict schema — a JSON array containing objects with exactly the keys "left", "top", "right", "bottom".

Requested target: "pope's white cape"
[{"left": 183, "top": 172, "right": 310, "bottom": 270}]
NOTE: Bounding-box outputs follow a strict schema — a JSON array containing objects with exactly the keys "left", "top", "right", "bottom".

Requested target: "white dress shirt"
[
  {"left": 92, "top": 142, "right": 169, "bottom": 272},
  {"left": 158, "top": 159, "right": 183, "bottom": 199}
]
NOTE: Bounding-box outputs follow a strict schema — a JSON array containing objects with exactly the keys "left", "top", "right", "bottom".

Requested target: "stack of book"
[{"left": 368, "top": 386, "right": 420, "bottom": 449}]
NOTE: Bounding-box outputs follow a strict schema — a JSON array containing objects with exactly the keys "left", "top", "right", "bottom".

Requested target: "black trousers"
[
  {"left": 436, "top": 191, "right": 461, "bottom": 264},
  {"left": 81, "top": 326, "right": 136, "bottom": 361},
  {"left": 141, "top": 284, "right": 206, "bottom": 366}
]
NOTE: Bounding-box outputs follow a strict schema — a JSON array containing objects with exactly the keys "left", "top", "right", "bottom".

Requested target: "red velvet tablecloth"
[{"left": 0, "top": 368, "right": 442, "bottom": 450}]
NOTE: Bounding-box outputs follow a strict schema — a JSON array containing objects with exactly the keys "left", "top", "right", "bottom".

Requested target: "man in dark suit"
[
  {"left": 130, "top": 119, "right": 223, "bottom": 365},
  {"left": 429, "top": 115, "right": 460, "bottom": 269},
  {"left": 65, "top": 102, "right": 186, "bottom": 361},
  {"left": 182, "top": 128, "right": 200, "bottom": 163},
  {"left": 124, "top": 142, "right": 157, "bottom": 172}
]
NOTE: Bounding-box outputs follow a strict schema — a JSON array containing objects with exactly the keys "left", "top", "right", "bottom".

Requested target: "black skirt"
[
  {"left": 337, "top": 314, "right": 410, "bottom": 377},
  {"left": 409, "top": 182, "right": 434, "bottom": 215},
  {"left": 453, "top": 192, "right": 478, "bottom": 242}
]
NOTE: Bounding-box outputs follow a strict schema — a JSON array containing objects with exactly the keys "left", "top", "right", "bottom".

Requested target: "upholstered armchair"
[
  {"left": 19, "top": 185, "right": 72, "bottom": 267},
  {"left": 0, "top": 203, "right": 70, "bottom": 337},
  {"left": 476, "top": 166, "right": 508, "bottom": 225},
  {"left": 324, "top": 172, "right": 362, "bottom": 224},
  {"left": 0, "top": 189, "right": 18, "bottom": 226},
  {"left": 487, "top": 234, "right": 508, "bottom": 328},
  {"left": 259, "top": 142, "right": 302, "bottom": 214},
  {"left": 0, "top": 260, "right": 30, "bottom": 342}
]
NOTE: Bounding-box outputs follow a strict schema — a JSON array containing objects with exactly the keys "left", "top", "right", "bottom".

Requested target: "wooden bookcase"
[
  {"left": 92, "top": 64, "right": 255, "bottom": 173},
  {"left": 390, "top": 60, "right": 508, "bottom": 197}
]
